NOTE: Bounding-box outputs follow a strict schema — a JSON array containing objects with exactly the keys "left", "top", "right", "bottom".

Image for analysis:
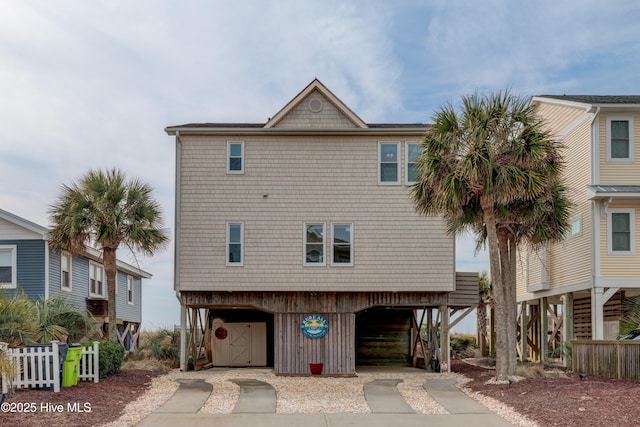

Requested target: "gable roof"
[
  {"left": 0, "top": 208, "right": 152, "bottom": 279},
  {"left": 534, "top": 95, "right": 640, "bottom": 107},
  {"left": 264, "top": 79, "right": 367, "bottom": 129},
  {"left": 0, "top": 208, "right": 48, "bottom": 238}
]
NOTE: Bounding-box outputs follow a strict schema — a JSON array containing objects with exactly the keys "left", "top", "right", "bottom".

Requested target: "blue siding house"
[{"left": 0, "top": 209, "right": 151, "bottom": 350}]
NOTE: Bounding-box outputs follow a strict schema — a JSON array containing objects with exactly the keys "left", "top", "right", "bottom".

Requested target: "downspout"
[
  {"left": 589, "top": 107, "right": 601, "bottom": 339},
  {"left": 174, "top": 131, "right": 187, "bottom": 371},
  {"left": 44, "top": 239, "right": 50, "bottom": 299}
]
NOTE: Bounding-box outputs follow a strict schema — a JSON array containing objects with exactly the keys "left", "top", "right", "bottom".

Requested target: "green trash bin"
[{"left": 62, "top": 346, "right": 82, "bottom": 387}]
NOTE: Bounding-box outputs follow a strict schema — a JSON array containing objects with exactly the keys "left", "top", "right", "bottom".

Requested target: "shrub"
[{"left": 95, "top": 340, "right": 125, "bottom": 378}]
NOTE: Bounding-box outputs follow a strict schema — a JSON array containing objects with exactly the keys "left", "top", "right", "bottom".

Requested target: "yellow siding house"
[{"left": 517, "top": 95, "right": 640, "bottom": 361}]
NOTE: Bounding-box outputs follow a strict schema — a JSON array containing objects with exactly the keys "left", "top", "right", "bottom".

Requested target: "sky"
[{"left": 1, "top": 1, "right": 640, "bottom": 332}]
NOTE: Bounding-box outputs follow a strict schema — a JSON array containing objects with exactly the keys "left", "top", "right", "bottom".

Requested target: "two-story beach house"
[
  {"left": 517, "top": 96, "right": 640, "bottom": 361},
  {"left": 166, "top": 80, "right": 478, "bottom": 375},
  {"left": 0, "top": 208, "right": 151, "bottom": 350}
]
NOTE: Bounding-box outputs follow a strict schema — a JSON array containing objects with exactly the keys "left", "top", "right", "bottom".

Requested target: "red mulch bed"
[
  {"left": 0, "top": 369, "right": 162, "bottom": 427},
  {"left": 452, "top": 359, "right": 640, "bottom": 426}
]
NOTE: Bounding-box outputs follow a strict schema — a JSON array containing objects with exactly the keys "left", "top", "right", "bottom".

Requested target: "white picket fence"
[{"left": 1, "top": 341, "right": 99, "bottom": 394}]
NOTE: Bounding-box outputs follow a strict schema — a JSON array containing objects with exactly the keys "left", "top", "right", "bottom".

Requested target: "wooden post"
[
  {"left": 563, "top": 293, "right": 574, "bottom": 368},
  {"left": 439, "top": 305, "right": 450, "bottom": 372},
  {"left": 540, "top": 297, "right": 548, "bottom": 363},
  {"left": 180, "top": 304, "right": 187, "bottom": 371},
  {"left": 519, "top": 302, "right": 527, "bottom": 362}
]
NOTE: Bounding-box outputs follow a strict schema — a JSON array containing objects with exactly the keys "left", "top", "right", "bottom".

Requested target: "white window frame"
[
  {"left": 127, "top": 275, "right": 134, "bottom": 305},
  {"left": 331, "top": 223, "right": 354, "bottom": 266},
  {"left": 226, "top": 222, "right": 244, "bottom": 266},
  {"left": 405, "top": 141, "right": 421, "bottom": 184},
  {"left": 378, "top": 142, "right": 400, "bottom": 185},
  {"left": 606, "top": 116, "right": 634, "bottom": 162},
  {"left": 566, "top": 215, "right": 582, "bottom": 239},
  {"left": 61, "top": 251, "right": 72, "bottom": 291},
  {"left": 303, "top": 223, "right": 326, "bottom": 266},
  {"left": 0, "top": 245, "right": 17, "bottom": 289},
  {"left": 227, "top": 141, "right": 245, "bottom": 174},
  {"left": 608, "top": 208, "right": 635, "bottom": 255},
  {"left": 89, "top": 262, "right": 105, "bottom": 298}
]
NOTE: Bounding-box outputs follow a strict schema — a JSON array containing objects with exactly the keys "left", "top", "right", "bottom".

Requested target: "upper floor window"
[
  {"left": 127, "top": 275, "right": 134, "bottom": 304},
  {"left": 332, "top": 223, "right": 353, "bottom": 266},
  {"left": 304, "top": 223, "right": 325, "bottom": 265},
  {"left": 227, "top": 141, "right": 244, "bottom": 174},
  {"left": 227, "top": 222, "right": 244, "bottom": 265},
  {"left": 569, "top": 217, "right": 581, "bottom": 238},
  {"left": 61, "top": 251, "right": 72, "bottom": 291},
  {"left": 89, "top": 262, "right": 105, "bottom": 297},
  {"left": 607, "top": 116, "right": 634, "bottom": 161},
  {"left": 379, "top": 142, "right": 400, "bottom": 184},
  {"left": 0, "top": 245, "right": 17, "bottom": 289},
  {"left": 608, "top": 208, "right": 635, "bottom": 254},
  {"left": 406, "top": 142, "right": 421, "bottom": 184}
]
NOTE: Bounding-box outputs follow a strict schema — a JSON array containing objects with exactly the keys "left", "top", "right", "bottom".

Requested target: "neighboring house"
[
  {"left": 166, "top": 79, "right": 478, "bottom": 374},
  {"left": 0, "top": 208, "right": 151, "bottom": 350},
  {"left": 516, "top": 95, "right": 640, "bottom": 360}
]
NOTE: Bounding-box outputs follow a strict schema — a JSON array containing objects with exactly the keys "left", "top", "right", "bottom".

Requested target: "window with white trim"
[
  {"left": 227, "top": 141, "right": 244, "bottom": 173},
  {"left": 607, "top": 116, "right": 634, "bottom": 161},
  {"left": 127, "top": 275, "right": 134, "bottom": 304},
  {"left": 379, "top": 142, "right": 400, "bottom": 184},
  {"left": 332, "top": 223, "right": 353, "bottom": 266},
  {"left": 0, "top": 245, "right": 17, "bottom": 289},
  {"left": 227, "top": 222, "right": 244, "bottom": 265},
  {"left": 406, "top": 142, "right": 421, "bottom": 184},
  {"left": 89, "top": 262, "right": 105, "bottom": 297},
  {"left": 608, "top": 208, "right": 635, "bottom": 254},
  {"left": 304, "top": 223, "right": 325, "bottom": 265},
  {"left": 61, "top": 251, "right": 72, "bottom": 291}
]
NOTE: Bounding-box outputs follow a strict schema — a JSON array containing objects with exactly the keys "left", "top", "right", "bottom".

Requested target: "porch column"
[
  {"left": 180, "top": 304, "right": 187, "bottom": 371},
  {"left": 439, "top": 305, "right": 450, "bottom": 372},
  {"left": 592, "top": 287, "right": 619, "bottom": 340}
]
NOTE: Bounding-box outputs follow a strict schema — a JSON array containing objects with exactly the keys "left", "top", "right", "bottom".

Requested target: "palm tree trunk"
[
  {"left": 481, "top": 196, "right": 508, "bottom": 381},
  {"left": 103, "top": 247, "right": 118, "bottom": 343},
  {"left": 499, "top": 233, "right": 518, "bottom": 376},
  {"left": 477, "top": 299, "right": 488, "bottom": 357}
]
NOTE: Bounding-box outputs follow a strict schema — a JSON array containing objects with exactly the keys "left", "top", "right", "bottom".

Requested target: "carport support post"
[
  {"left": 180, "top": 304, "right": 187, "bottom": 371},
  {"left": 563, "top": 293, "right": 574, "bottom": 368},
  {"left": 439, "top": 305, "right": 450, "bottom": 372},
  {"left": 540, "top": 297, "right": 548, "bottom": 363}
]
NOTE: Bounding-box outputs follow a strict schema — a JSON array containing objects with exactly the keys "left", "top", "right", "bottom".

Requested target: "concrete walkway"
[
  {"left": 423, "top": 378, "right": 493, "bottom": 414},
  {"left": 363, "top": 379, "right": 414, "bottom": 413},
  {"left": 230, "top": 379, "right": 277, "bottom": 413},
  {"left": 137, "top": 374, "right": 515, "bottom": 427}
]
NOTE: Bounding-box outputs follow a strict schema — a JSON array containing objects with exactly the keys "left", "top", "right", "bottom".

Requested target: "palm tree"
[
  {"left": 48, "top": 168, "right": 169, "bottom": 342},
  {"left": 412, "top": 90, "right": 569, "bottom": 380},
  {"left": 34, "top": 296, "right": 96, "bottom": 343}
]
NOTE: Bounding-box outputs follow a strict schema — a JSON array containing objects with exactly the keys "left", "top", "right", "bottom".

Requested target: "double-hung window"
[
  {"left": 0, "top": 245, "right": 17, "bottom": 289},
  {"left": 127, "top": 275, "right": 134, "bottom": 304},
  {"left": 379, "top": 142, "right": 400, "bottom": 184},
  {"left": 608, "top": 208, "right": 635, "bottom": 254},
  {"left": 61, "top": 251, "right": 72, "bottom": 291},
  {"left": 89, "top": 262, "right": 105, "bottom": 297},
  {"left": 406, "top": 142, "right": 421, "bottom": 184},
  {"left": 332, "top": 223, "right": 353, "bottom": 266},
  {"left": 607, "top": 117, "right": 634, "bottom": 161},
  {"left": 227, "top": 222, "right": 244, "bottom": 265},
  {"left": 304, "top": 223, "right": 325, "bottom": 265},
  {"left": 227, "top": 141, "right": 244, "bottom": 173}
]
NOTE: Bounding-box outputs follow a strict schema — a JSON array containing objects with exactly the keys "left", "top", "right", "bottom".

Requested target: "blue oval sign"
[{"left": 300, "top": 314, "right": 328, "bottom": 339}]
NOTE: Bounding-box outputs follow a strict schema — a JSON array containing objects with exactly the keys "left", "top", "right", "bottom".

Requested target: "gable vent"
[{"left": 308, "top": 98, "right": 323, "bottom": 113}]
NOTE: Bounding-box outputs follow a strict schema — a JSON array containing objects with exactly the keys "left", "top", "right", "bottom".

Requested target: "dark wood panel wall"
[{"left": 274, "top": 312, "right": 355, "bottom": 375}]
